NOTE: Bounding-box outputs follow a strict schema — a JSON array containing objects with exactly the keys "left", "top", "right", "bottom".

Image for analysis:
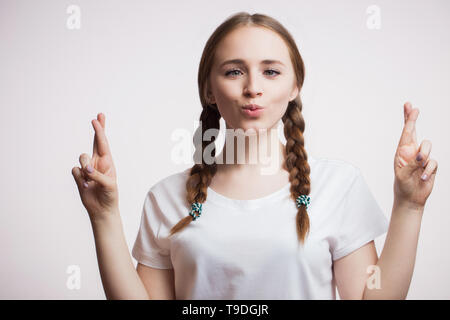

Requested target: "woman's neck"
[{"left": 214, "top": 127, "right": 287, "bottom": 179}]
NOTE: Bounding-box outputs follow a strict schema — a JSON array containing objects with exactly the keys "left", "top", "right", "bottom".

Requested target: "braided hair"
[{"left": 169, "top": 12, "right": 311, "bottom": 244}]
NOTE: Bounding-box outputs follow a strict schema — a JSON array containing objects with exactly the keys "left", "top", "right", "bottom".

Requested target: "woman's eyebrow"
[{"left": 219, "top": 59, "right": 285, "bottom": 67}]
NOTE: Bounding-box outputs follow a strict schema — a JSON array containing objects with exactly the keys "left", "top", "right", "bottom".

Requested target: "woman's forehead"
[{"left": 217, "top": 26, "right": 289, "bottom": 58}]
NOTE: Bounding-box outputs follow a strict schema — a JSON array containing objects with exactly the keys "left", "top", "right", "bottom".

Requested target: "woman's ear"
[
  {"left": 207, "top": 92, "right": 216, "bottom": 105},
  {"left": 289, "top": 86, "right": 299, "bottom": 101}
]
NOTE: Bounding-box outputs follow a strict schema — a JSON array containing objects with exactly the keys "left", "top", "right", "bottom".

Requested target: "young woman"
[{"left": 72, "top": 12, "right": 438, "bottom": 300}]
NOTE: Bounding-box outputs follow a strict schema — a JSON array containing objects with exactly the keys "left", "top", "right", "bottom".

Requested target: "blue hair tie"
[
  {"left": 296, "top": 195, "right": 311, "bottom": 210},
  {"left": 189, "top": 202, "right": 203, "bottom": 221}
]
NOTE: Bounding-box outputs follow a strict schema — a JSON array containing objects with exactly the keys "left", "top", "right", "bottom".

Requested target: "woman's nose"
[
  {"left": 245, "top": 70, "right": 264, "bottom": 94},
  {"left": 243, "top": 86, "right": 263, "bottom": 97}
]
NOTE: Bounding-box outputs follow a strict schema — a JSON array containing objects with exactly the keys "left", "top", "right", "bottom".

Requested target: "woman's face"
[{"left": 209, "top": 25, "right": 299, "bottom": 133}]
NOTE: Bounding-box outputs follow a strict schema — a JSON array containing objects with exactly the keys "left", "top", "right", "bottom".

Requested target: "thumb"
[
  {"left": 403, "top": 149, "right": 423, "bottom": 175},
  {"left": 79, "top": 153, "right": 115, "bottom": 190},
  {"left": 83, "top": 163, "right": 114, "bottom": 189}
]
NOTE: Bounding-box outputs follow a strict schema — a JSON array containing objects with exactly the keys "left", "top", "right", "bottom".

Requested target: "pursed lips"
[{"left": 242, "top": 104, "right": 264, "bottom": 110}]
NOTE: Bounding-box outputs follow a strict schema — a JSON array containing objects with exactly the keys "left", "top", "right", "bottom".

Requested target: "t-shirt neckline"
[
  {"left": 205, "top": 155, "right": 316, "bottom": 211},
  {"left": 207, "top": 182, "right": 291, "bottom": 210}
]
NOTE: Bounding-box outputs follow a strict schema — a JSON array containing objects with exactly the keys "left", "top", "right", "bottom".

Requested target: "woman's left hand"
[{"left": 393, "top": 102, "right": 438, "bottom": 209}]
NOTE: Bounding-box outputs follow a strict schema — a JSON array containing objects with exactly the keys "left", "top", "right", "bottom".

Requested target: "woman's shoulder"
[
  {"left": 148, "top": 167, "right": 191, "bottom": 195},
  {"left": 309, "top": 154, "right": 361, "bottom": 181},
  {"left": 308, "top": 155, "right": 364, "bottom": 202},
  {"left": 138, "top": 168, "right": 192, "bottom": 221},
  {"left": 310, "top": 154, "right": 358, "bottom": 169}
]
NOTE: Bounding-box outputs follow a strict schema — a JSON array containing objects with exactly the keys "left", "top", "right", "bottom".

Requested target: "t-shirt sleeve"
[
  {"left": 131, "top": 190, "right": 173, "bottom": 269},
  {"left": 329, "top": 167, "right": 390, "bottom": 261}
]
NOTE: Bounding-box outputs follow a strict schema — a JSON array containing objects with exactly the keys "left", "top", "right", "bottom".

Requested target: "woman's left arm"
[
  {"left": 361, "top": 199, "right": 423, "bottom": 299},
  {"left": 334, "top": 102, "right": 438, "bottom": 300},
  {"left": 362, "top": 102, "right": 438, "bottom": 299}
]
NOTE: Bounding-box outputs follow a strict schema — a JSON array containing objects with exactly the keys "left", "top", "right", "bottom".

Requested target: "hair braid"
[
  {"left": 169, "top": 105, "right": 221, "bottom": 237},
  {"left": 282, "top": 99, "right": 311, "bottom": 244}
]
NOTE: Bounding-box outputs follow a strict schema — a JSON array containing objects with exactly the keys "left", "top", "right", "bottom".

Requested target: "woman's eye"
[
  {"left": 224, "top": 69, "right": 280, "bottom": 77},
  {"left": 225, "top": 69, "right": 242, "bottom": 76},
  {"left": 264, "top": 69, "right": 280, "bottom": 76}
]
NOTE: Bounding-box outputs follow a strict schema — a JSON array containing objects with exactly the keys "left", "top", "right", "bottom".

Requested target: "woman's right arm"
[
  {"left": 90, "top": 210, "right": 149, "bottom": 300},
  {"left": 72, "top": 113, "right": 149, "bottom": 299}
]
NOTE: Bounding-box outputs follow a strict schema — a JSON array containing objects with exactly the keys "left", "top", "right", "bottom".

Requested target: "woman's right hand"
[{"left": 72, "top": 113, "right": 119, "bottom": 222}]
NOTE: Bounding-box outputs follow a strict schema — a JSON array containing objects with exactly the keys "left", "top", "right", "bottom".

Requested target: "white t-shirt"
[{"left": 131, "top": 155, "right": 389, "bottom": 299}]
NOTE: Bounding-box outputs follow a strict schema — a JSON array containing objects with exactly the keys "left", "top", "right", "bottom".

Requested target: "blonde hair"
[{"left": 169, "top": 12, "right": 311, "bottom": 244}]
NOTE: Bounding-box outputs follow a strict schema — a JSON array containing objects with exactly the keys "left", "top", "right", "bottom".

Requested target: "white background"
[{"left": 1, "top": 0, "right": 449, "bottom": 299}]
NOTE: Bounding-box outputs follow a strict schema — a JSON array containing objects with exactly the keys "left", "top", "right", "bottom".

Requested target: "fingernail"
[
  {"left": 421, "top": 174, "right": 427, "bottom": 181},
  {"left": 416, "top": 153, "right": 422, "bottom": 162},
  {"left": 83, "top": 181, "right": 89, "bottom": 188},
  {"left": 86, "top": 165, "right": 93, "bottom": 173}
]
